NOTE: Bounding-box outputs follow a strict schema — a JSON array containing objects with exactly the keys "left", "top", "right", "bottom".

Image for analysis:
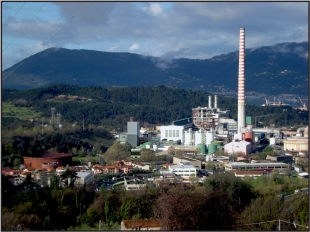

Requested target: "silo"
[
  {"left": 197, "top": 144, "right": 206, "bottom": 154},
  {"left": 208, "top": 144, "right": 217, "bottom": 154},
  {"left": 195, "top": 130, "right": 204, "bottom": 144},
  {"left": 270, "top": 137, "right": 276, "bottom": 145},
  {"left": 185, "top": 128, "right": 193, "bottom": 145},
  {"left": 205, "top": 131, "right": 214, "bottom": 146}
]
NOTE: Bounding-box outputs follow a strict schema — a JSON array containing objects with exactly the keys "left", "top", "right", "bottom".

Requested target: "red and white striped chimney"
[{"left": 237, "top": 28, "right": 245, "bottom": 133}]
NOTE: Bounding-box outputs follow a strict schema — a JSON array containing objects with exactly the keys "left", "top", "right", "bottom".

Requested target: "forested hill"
[
  {"left": 2, "top": 85, "right": 308, "bottom": 128},
  {"left": 2, "top": 42, "right": 308, "bottom": 96}
]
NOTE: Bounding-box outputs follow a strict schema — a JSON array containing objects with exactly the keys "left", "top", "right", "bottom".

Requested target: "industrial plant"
[{"left": 117, "top": 28, "right": 308, "bottom": 177}]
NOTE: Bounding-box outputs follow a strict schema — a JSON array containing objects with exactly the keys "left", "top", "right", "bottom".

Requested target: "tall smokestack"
[
  {"left": 208, "top": 95, "right": 212, "bottom": 109},
  {"left": 214, "top": 95, "right": 218, "bottom": 109},
  {"left": 237, "top": 28, "right": 245, "bottom": 133}
]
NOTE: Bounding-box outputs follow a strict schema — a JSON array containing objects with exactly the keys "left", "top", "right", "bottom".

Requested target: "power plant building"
[
  {"left": 224, "top": 140, "right": 251, "bottom": 156},
  {"left": 192, "top": 95, "right": 230, "bottom": 130}
]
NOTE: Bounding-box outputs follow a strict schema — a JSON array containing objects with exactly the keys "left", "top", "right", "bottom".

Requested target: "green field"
[{"left": 2, "top": 102, "right": 42, "bottom": 120}]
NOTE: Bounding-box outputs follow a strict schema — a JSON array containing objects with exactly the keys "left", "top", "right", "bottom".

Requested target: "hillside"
[
  {"left": 2, "top": 85, "right": 308, "bottom": 129},
  {"left": 2, "top": 42, "right": 308, "bottom": 95}
]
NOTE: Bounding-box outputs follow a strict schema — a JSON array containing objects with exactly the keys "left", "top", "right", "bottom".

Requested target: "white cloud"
[
  {"left": 110, "top": 46, "right": 118, "bottom": 51},
  {"left": 143, "top": 3, "right": 163, "bottom": 16},
  {"left": 129, "top": 43, "right": 139, "bottom": 52}
]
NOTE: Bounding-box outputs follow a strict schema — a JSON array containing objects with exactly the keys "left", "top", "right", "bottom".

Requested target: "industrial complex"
[{"left": 3, "top": 28, "right": 308, "bottom": 193}]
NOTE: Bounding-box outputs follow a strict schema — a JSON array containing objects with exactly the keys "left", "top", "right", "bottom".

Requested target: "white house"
[{"left": 75, "top": 171, "right": 94, "bottom": 186}]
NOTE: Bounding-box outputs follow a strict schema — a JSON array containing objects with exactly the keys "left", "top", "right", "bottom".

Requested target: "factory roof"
[
  {"left": 227, "top": 162, "right": 287, "bottom": 166},
  {"left": 169, "top": 164, "right": 196, "bottom": 169}
]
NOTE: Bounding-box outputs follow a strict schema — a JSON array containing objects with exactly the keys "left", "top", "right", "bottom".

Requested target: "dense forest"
[
  {"left": 2, "top": 170, "right": 308, "bottom": 230},
  {"left": 2, "top": 84, "right": 308, "bottom": 168},
  {"left": 2, "top": 84, "right": 308, "bottom": 128}
]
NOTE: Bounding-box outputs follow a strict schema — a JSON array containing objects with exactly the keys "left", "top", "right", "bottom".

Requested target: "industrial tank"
[
  {"left": 197, "top": 144, "right": 206, "bottom": 154},
  {"left": 208, "top": 144, "right": 217, "bottom": 154},
  {"left": 244, "top": 132, "right": 252, "bottom": 142},
  {"left": 211, "top": 140, "right": 223, "bottom": 147}
]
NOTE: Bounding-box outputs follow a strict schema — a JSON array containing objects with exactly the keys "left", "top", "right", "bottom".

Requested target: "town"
[{"left": 2, "top": 22, "right": 309, "bottom": 230}]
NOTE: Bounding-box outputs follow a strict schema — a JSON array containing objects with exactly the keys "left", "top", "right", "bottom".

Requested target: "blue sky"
[{"left": 2, "top": 2, "right": 308, "bottom": 70}]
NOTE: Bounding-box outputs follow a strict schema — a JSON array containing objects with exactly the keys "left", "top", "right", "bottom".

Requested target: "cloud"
[
  {"left": 110, "top": 46, "right": 118, "bottom": 51},
  {"left": 293, "top": 46, "right": 308, "bottom": 59},
  {"left": 2, "top": 42, "right": 50, "bottom": 71},
  {"left": 1, "top": 2, "right": 308, "bottom": 69},
  {"left": 143, "top": 3, "right": 163, "bottom": 16},
  {"left": 152, "top": 48, "right": 189, "bottom": 69},
  {"left": 129, "top": 43, "right": 139, "bottom": 52}
]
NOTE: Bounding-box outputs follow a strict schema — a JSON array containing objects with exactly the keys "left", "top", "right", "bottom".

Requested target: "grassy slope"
[{"left": 2, "top": 102, "right": 42, "bottom": 120}]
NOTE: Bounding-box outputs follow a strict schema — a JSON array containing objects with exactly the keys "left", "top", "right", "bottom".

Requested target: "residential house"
[
  {"left": 121, "top": 219, "right": 161, "bottom": 230},
  {"left": 132, "top": 161, "right": 150, "bottom": 170},
  {"left": 75, "top": 171, "right": 94, "bottom": 186},
  {"left": 2, "top": 168, "right": 17, "bottom": 177},
  {"left": 8, "top": 177, "right": 25, "bottom": 186}
]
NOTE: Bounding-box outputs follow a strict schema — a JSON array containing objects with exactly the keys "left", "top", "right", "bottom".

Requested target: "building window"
[
  {"left": 165, "top": 130, "right": 168, "bottom": 137},
  {"left": 173, "top": 130, "right": 175, "bottom": 137},
  {"left": 176, "top": 130, "right": 179, "bottom": 137},
  {"left": 169, "top": 130, "right": 172, "bottom": 137}
]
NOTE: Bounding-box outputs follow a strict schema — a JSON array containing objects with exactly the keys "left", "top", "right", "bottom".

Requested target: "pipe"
[
  {"left": 208, "top": 96, "right": 212, "bottom": 109},
  {"left": 214, "top": 95, "right": 218, "bottom": 109}
]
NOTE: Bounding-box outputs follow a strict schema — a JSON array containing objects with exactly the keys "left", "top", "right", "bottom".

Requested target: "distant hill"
[{"left": 2, "top": 42, "right": 308, "bottom": 95}]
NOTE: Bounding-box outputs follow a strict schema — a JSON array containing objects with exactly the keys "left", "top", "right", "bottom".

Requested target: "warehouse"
[{"left": 225, "top": 162, "right": 288, "bottom": 171}]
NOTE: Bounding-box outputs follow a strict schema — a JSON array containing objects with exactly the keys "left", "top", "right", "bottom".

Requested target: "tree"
[
  {"left": 237, "top": 195, "right": 283, "bottom": 230},
  {"left": 60, "top": 168, "right": 78, "bottom": 188},
  {"left": 263, "top": 145, "right": 274, "bottom": 153}
]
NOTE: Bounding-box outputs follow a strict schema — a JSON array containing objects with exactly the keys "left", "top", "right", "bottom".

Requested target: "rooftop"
[
  {"left": 76, "top": 171, "right": 93, "bottom": 178},
  {"left": 122, "top": 219, "right": 161, "bottom": 229}
]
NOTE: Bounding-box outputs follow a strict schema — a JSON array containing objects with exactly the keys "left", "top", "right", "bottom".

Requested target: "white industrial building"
[
  {"left": 168, "top": 162, "right": 196, "bottom": 179},
  {"left": 225, "top": 162, "right": 288, "bottom": 171},
  {"left": 224, "top": 140, "right": 251, "bottom": 156},
  {"left": 160, "top": 124, "right": 186, "bottom": 143}
]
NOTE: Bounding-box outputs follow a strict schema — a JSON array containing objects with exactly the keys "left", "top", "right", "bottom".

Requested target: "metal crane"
[{"left": 298, "top": 95, "right": 308, "bottom": 111}]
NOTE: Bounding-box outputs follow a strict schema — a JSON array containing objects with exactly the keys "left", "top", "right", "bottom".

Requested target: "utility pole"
[
  {"left": 283, "top": 109, "right": 287, "bottom": 126},
  {"left": 80, "top": 202, "right": 81, "bottom": 217},
  {"left": 83, "top": 114, "right": 85, "bottom": 132},
  {"left": 278, "top": 219, "right": 280, "bottom": 231}
]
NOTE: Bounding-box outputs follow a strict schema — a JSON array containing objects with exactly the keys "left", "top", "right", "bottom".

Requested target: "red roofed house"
[{"left": 121, "top": 219, "right": 161, "bottom": 230}]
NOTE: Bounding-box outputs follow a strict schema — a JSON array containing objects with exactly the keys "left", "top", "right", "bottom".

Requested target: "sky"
[{"left": 1, "top": 1, "right": 308, "bottom": 71}]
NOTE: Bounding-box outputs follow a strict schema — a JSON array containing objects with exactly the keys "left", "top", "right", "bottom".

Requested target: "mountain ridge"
[{"left": 2, "top": 41, "right": 308, "bottom": 96}]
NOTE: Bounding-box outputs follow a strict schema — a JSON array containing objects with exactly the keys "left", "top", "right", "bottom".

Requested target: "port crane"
[
  {"left": 264, "top": 96, "right": 270, "bottom": 106},
  {"left": 297, "top": 95, "right": 308, "bottom": 111}
]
